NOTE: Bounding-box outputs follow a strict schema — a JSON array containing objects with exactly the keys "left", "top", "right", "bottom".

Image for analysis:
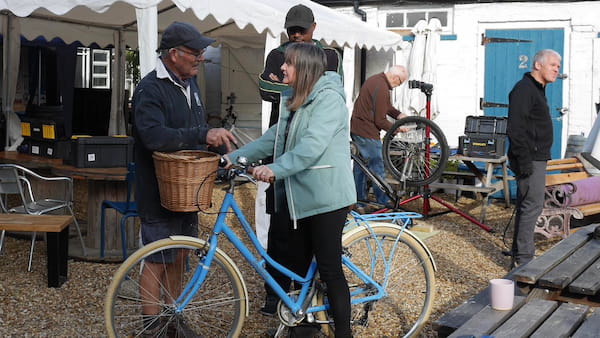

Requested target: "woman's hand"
[{"left": 252, "top": 165, "right": 275, "bottom": 183}]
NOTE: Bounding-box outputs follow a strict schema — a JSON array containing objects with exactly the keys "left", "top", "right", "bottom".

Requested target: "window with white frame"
[
  {"left": 75, "top": 47, "right": 112, "bottom": 89},
  {"left": 380, "top": 8, "right": 452, "bottom": 33},
  {"left": 91, "top": 49, "right": 111, "bottom": 89}
]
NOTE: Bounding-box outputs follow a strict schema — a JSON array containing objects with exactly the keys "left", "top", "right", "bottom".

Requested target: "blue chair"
[{"left": 100, "top": 162, "right": 138, "bottom": 259}]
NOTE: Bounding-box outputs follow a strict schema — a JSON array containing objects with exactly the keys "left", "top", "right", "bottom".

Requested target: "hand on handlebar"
[{"left": 251, "top": 165, "right": 275, "bottom": 183}]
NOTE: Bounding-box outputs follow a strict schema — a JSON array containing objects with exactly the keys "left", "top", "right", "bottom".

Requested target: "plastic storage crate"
[{"left": 67, "top": 136, "right": 134, "bottom": 168}]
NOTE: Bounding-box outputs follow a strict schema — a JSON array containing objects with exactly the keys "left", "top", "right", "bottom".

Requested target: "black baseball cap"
[
  {"left": 159, "top": 21, "right": 215, "bottom": 51},
  {"left": 284, "top": 4, "right": 314, "bottom": 29}
]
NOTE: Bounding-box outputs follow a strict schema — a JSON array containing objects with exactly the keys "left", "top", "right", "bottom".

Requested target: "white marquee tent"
[{"left": 0, "top": 0, "right": 403, "bottom": 147}]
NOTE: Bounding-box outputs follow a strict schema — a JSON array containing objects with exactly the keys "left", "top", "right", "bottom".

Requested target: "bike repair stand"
[{"left": 394, "top": 84, "right": 492, "bottom": 233}]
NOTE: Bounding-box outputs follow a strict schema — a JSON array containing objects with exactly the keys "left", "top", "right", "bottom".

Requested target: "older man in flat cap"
[{"left": 131, "top": 21, "right": 236, "bottom": 336}]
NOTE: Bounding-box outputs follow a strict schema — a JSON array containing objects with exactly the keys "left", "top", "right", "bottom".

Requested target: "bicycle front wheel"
[
  {"left": 104, "top": 237, "right": 246, "bottom": 338},
  {"left": 342, "top": 224, "right": 435, "bottom": 337},
  {"left": 383, "top": 116, "right": 448, "bottom": 186}
]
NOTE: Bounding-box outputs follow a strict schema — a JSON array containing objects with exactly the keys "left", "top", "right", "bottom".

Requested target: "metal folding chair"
[{"left": 0, "top": 164, "right": 86, "bottom": 271}]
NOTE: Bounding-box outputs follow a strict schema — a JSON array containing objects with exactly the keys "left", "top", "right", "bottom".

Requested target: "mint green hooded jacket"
[{"left": 229, "top": 71, "right": 356, "bottom": 223}]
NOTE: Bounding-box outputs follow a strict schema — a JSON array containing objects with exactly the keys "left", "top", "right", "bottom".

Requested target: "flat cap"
[{"left": 159, "top": 21, "right": 215, "bottom": 51}]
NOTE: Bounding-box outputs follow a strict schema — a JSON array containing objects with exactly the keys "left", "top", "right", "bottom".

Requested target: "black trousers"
[{"left": 265, "top": 199, "right": 351, "bottom": 337}]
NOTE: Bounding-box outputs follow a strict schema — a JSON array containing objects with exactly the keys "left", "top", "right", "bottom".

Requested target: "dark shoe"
[
  {"left": 142, "top": 325, "right": 163, "bottom": 338},
  {"left": 263, "top": 327, "right": 277, "bottom": 338},
  {"left": 261, "top": 294, "right": 279, "bottom": 316},
  {"left": 352, "top": 204, "right": 366, "bottom": 214},
  {"left": 167, "top": 315, "right": 200, "bottom": 338},
  {"left": 511, "top": 257, "right": 531, "bottom": 270},
  {"left": 287, "top": 323, "right": 320, "bottom": 338},
  {"left": 142, "top": 315, "right": 164, "bottom": 338}
]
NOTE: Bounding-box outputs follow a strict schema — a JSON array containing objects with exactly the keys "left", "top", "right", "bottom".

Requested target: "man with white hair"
[
  {"left": 350, "top": 65, "right": 408, "bottom": 210},
  {"left": 508, "top": 49, "right": 561, "bottom": 268}
]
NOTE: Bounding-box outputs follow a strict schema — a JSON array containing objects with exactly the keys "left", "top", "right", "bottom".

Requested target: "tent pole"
[{"left": 2, "top": 13, "right": 8, "bottom": 149}]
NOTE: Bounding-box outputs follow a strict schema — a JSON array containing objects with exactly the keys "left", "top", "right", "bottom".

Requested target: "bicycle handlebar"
[{"left": 217, "top": 156, "right": 275, "bottom": 184}]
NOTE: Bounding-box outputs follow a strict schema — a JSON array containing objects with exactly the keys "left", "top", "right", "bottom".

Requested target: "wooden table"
[
  {"left": 0, "top": 151, "right": 132, "bottom": 261},
  {"left": 512, "top": 224, "right": 600, "bottom": 305},
  {"left": 0, "top": 214, "right": 73, "bottom": 287},
  {"left": 434, "top": 223, "right": 600, "bottom": 337},
  {"left": 447, "top": 298, "right": 599, "bottom": 338},
  {"left": 429, "top": 154, "right": 511, "bottom": 222}
]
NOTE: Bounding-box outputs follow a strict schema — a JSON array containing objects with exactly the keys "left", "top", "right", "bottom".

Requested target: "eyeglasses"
[
  {"left": 287, "top": 26, "right": 307, "bottom": 36},
  {"left": 174, "top": 48, "right": 205, "bottom": 59}
]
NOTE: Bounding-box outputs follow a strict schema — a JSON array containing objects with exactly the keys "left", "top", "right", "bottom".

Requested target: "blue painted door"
[{"left": 483, "top": 29, "right": 564, "bottom": 160}]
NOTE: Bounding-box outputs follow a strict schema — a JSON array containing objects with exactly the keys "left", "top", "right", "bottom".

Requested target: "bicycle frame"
[
  {"left": 172, "top": 169, "right": 420, "bottom": 323},
  {"left": 351, "top": 151, "right": 404, "bottom": 210}
]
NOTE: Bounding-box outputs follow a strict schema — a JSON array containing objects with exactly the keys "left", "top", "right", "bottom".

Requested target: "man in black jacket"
[
  {"left": 259, "top": 4, "right": 342, "bottom": 127},
  {"left": 507, "top": 49, "right": 561, "bottom": 268},
  {"left": 132, "top": 21, "right": 236, "bottom": 336}
]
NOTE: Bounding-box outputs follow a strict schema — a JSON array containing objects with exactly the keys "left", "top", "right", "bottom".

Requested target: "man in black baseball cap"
[
  {"left": 131, "top": 21, "right": 235, "bottom": 337},
  {"left": 284, "top": 4, "right": 315, "bottom": 33}
]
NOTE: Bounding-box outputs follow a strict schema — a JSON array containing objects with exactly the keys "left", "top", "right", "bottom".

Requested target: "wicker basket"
[{"left": 152, "top": 150, "right": 220, "bottom": 212}]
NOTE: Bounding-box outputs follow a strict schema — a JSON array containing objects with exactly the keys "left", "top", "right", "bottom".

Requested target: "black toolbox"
[
  {"left": 459, "top": 135, "right": 507, "bottom": 158},
  {"left": 20, "top": 115, "right": 66, "bottom": 141},
  {"left": 19, "top": 139, "right": 71, "bottom": 159},
  {"left": 464, "top": 115, "right": 507, "bottom": 136},
  {"left": 458, "top": 116, "right": 508, "bottom": 158},
  {"left": 66, "top": 135, "right": 134, "bottom": 168}
]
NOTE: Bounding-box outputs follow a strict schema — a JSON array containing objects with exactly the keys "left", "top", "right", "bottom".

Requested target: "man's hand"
[
  {"left": 207, "top": 128, "right": 237, "bottom": 153},
  {"left": 519, "top": 164, "right": 533, "bottom": 179},
  {"left": 394, "top": 113, "right": 409, "bottom": 134},
  {"left": 268, "top": 73, "right": 281, "bottom": 82}
]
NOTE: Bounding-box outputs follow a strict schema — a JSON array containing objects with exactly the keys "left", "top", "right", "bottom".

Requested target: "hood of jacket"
[{"left": 297, "top": 71, "right": 345, "bottom": 106}]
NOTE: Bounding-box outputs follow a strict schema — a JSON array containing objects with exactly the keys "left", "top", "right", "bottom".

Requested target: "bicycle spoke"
[
  {"left": 383, "top": 116, "right": 448, "bottom": 186},
  {"left": 105, "top": 239, "right": 245, "bottom": 337},
  {"left": 340, "top": 225, "right": 435, "bottom": 337}
]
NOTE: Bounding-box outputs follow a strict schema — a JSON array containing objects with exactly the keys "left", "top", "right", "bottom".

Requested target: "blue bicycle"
[{"left": 104, "top": 158, "right": 436, "bottom": 337}]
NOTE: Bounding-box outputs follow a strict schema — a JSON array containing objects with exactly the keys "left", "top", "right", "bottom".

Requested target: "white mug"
[{"left": 489, "top": 278, "right": 514, "bottom": 310}]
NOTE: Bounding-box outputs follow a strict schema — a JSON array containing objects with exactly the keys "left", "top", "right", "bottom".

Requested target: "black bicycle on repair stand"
[{"left": 353, "top": 80, "right": 449, "bottom": 212}]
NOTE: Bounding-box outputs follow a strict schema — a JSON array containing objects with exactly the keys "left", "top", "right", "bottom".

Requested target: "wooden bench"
[
  {"left": 0, "top": 214, "right": 73, "bottom": 287},
  {"left": 536, "top": 157, "right": 600, "bottom": 239},
  {"left": 434, "top": 223, "right": 600, "bottom": 337}
]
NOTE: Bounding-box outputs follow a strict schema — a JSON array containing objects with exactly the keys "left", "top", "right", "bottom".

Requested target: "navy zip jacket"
[
  {"left": 507, "top": 72, "right": 553, "bottom": 176},
  {"left": 132, "top": 60, "right": 211, "bottom": 219}
]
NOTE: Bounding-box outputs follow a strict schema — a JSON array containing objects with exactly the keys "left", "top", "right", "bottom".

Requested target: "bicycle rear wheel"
[
  {"left": 383, "top": 116, "right": 448, "bottom": 186},
  {"left": 341, "top": 224, "right": 435, "bottom": 337},
  {"left": 104, "top": 237, "right": 246, "bottom": 338}
]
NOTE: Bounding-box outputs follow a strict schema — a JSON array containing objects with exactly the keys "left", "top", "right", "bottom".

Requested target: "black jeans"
[{"left": 265, "top": 199, "right": 352, "bottom": 337}]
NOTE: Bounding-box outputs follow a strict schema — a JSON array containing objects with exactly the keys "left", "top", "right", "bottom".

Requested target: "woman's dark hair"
[{"left": 283, "top": 43, "right": 327, "bottom": 111}]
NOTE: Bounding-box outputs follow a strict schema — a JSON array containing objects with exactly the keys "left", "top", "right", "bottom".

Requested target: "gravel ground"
[{"left": 0, "top": 184, "right": 562, "bottom": 337}]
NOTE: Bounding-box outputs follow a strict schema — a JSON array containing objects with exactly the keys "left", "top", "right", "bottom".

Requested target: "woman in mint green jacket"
[{"left": 227, "top": 43, "right": 355, "bottom": 337}]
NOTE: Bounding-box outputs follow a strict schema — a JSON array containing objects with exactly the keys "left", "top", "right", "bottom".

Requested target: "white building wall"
[{"left": 351, "top": 1, "right": 600, "bottom": 155}]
